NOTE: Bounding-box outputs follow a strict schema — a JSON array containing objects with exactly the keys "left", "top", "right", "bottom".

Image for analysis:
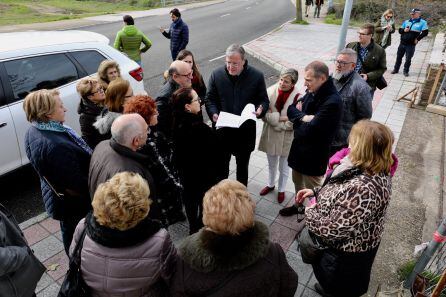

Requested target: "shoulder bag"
[{"left": 58, "top": 225, "right": 90, "bottom": 297}]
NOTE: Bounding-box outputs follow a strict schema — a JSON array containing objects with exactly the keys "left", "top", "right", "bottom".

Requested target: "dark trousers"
[
  {"left": 394, "top": 43, "right": 416, "bottom": 73},
  {"left": 221, "top": 150, "right": 252, "bottom": 186},
  {"left": 60, "top": 216, "right": 82, "bottom": 256},
  {"left": 314, "top": 5, "right": 322, "bottom": 17},
  {"left": 183, "top": 189, "right": 204, "bottom": 234}
]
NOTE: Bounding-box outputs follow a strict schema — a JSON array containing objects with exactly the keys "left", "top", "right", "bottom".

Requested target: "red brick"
[
  {"left": 23, "top": 224, "right": 50, "bottom": 245},
  {"left": 40, "top": 217, "right": 61, "bottom": 233}
]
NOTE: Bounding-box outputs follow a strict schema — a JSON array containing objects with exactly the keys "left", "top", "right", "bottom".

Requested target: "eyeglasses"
[
  {"left": 335, "top": 60, "right": 353, "bottom": 66},
  {"left": 191, "top": 97, "right": 201, "bottom": 103},
  {"left": 358, "top": 31, "right": 371, "bottom": 36},
  {"left": 91, "top": 87, "right": 104, "bottom": 95},
  {"left": 177, "top": 70, "right": 193, "bottom": 78},
  {"left": 386, "top": 15, "right": 393, "bottom": 18}
]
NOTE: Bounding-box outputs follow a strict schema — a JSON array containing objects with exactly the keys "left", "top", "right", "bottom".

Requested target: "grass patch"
[
  {"left": 324, "top": 13, "right": 342, "bottom": 25},
  {"left": 291, "top": 19, "right": 309, "bottom": 25},
  {"left": 0, "top": 0, "right": 168, "bottom": 26}
]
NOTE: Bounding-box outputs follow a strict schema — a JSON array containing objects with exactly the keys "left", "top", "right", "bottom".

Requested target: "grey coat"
[
  {"left": 331, "top": 72, "right": 372, "bottom": 149},
  {"left": 71, "top": 218, "right": 177, "bottom": 297},
  {"left": 0, "top": 204, "right": 45, "bottom": 297}
]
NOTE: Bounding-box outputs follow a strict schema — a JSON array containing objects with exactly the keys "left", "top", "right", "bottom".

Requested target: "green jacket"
[
  {"left": 114, "top": 25, "right": 152, "bottom": 62},
  {"left": 346, "top": 40, "right": 387, "bottom": 90}
]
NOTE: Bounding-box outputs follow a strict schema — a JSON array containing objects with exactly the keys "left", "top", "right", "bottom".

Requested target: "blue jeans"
[{"left": 394, "top": 43, "right": 416, "bottom": 73}]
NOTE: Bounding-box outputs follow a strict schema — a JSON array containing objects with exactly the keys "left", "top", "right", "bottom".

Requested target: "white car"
[{"left": 0, "top": 30, "right": 145, "bottom": 176}]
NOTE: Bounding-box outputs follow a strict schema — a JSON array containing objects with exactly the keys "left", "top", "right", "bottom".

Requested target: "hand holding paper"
[{"left": 216, "top": 103, "right": 256, "bottom": 129}]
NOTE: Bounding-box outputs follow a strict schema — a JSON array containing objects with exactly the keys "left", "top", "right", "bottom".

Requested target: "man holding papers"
[{"left": 205, "top": 44, "right": 269, "bottom": 186}]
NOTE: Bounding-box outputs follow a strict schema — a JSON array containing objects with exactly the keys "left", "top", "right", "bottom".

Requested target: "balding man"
[
  {"left": 156, "top": 60, "right": 193, "bottom": 137},
  {"left": 88, "top": 114, "right": 162, "bottom": 221},
  {"left": 280, "top": 61, "right": 342, "bottom": 217}
]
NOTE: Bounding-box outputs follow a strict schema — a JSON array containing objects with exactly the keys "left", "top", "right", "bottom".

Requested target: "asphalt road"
[{"left": 1, "top": 0, "right": 294, "bottom": 223}]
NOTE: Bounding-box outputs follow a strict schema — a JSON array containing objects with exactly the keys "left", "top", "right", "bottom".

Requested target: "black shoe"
[
  {"left": 403, "top": 72, "right": 409, "bottom": 77},
  {"left": 314, "top": 283, "right": 334, "bottom": 297},
  {"left": 391, "top": 70, "right": 398, "bottom": 74},
  {"left": 296, "top": 204, "right": 306, "bottom": 222},
  {"left": 279, "top": 205, "right": 299, "bottom": 216}
]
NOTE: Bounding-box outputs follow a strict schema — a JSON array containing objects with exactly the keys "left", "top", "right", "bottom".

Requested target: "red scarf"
[{"left": 275, "top": 87, "right": 294, "bottom": 112}]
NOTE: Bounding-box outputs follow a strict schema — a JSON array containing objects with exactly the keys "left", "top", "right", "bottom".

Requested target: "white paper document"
[{"left": 216, "top": 104, "right": 256, "bottom": 129}]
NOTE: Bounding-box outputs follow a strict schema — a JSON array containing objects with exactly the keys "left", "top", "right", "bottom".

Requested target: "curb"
[{"left": 19, "top": 212, "right": 48, "bottom": 230}]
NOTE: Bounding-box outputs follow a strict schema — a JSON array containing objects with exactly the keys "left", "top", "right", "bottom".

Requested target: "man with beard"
[{"left": 330, "top": 48, "right": 372, "bottom": 156}]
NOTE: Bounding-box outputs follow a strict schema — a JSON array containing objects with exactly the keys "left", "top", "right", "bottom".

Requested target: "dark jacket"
[
  {"left": 140, "top": 131, "right": 184, "bottom": 226},
  {"left": 169, "top": 221, "right": 298, "bottom": 297},
  {"left": 205, "top": 61, "right": 269, "bottom": 153},
  {"left": 346, "top": 41, "right": 387, "bottom": 90},
  {"left": 0, "top": 204, "right": 46, "bottom": 297},
  {"left": 77, "top": 98, "right": 108, "bottom": 149},
  {"left": 88, "top": 139, "right": 163, "bottom": 222},
  {"left": 399, "top": 18, "right": 429, "bottom": 45},
  {"left": 172, "top": 112, "right": 222, "bottom": 196},
  {"left": 287, "top": 78, "right": 343, "bottom": 176},
  {"left": 155, "top": 79, "right": 180, "bottom": 138},
  {"left": 25, "top": 126, "right": 91, "bottom": 220},
  {"left": 331, "top": 71, "right": 372, "bottom": 149},
  {"left": 162, "top": 18, "right": 189, "bottom": 60}
]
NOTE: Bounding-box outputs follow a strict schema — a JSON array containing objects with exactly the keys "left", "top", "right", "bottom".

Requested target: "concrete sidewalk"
[{"left": 0, "top": 0, "right": 225, "bottom": 33}]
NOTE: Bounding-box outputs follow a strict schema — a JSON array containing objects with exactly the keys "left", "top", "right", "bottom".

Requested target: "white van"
[{"left": 0, "top": 30, "right": 145, "bottom": 176}]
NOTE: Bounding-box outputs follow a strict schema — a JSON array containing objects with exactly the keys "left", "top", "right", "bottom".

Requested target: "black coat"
[
  {"left": 25, "top": 126, "right": 92, "bottom": 220},
  {"left": 205, "top": 61, "right": 269, "bottom": 153},
  {"left": 287, "top": 78, "right": 343, "bottom": 176},
  {"left": 162, "top": 18, "right": 189, "bottom": 60},
  {"left": 170, "top": 221, "right": 298, "bottom": 297},
  {"left": 155, "top": 79, "right": 179, "bottom": 138},
  {"left": 77, "top": 98, "right": 108, "bottom": 149},
  {"left": 172, "top": 112, "right": 222, "bottom": 196}
]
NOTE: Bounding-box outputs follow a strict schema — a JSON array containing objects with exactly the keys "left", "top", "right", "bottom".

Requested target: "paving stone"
[
  {"left": 255, "top": 199, "right": 282, "bottom": 221},
  {"left": 19, "top": 212, "right": 48, "bottom": 230},
  {"left": 54, "top": 230, "right": 63, "bottom": 241},
  {"left": 39, "top": 217, "right": 60, "bottom": 233},
  {"left": 275, "top": 209, "right": 305, "bottom": 232},
  {"left": 286, "top": 250, "right": 313, "bottom": 284},
  {"left": 23, "top": 223, "right": 50, "bottom": 245},
  {"left": 300, "top": 287, "right": 321, "bottom": 297},
  {"left": 270, "top": 222, "right": 298, "bottom": 251},
  {"left": 36, "top": 273, "right": 53, "bottom": 293},
  {"left": 294, "top": 282, "right": 305, "bottom": 297},
  {"left": 255, "top": 214, "right": 274, "bottom": 227},
  {"left": 36, "top": 282, "right": 61, "bottom": 297},
  {"left": 31, "top": 235, "right": 64, "bottom": 262},
  {"left": 247, "top": 180, "right": 267, "bottom": 197},
  {"left": 43, "top": 250, "right": 69, "bottom": 281}
]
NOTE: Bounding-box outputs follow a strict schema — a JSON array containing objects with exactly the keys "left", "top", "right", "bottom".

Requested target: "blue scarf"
[
  {"left": 33, "top": 121, "right": 93, "bottom": 155},
  {"left": 355, "top": 46, "right": 368, "bottom": 73}
]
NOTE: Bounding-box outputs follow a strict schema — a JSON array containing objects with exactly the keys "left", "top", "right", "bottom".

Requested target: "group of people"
[
  {"left": 114, "top": 8, "right": 189, "bottom": 65},
  {"left": 0, "top": 6, "right": 431, "bottom": 297}
]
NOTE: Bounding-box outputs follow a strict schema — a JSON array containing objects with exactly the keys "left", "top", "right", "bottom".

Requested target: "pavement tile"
[
  {"left": 39, "top": 217, "right": 61, "bottom": 233},
  {"left": 270, "top": 222, "right": 297, "bottom": 251},
  {"left": 294, "top": 282, "right": 306, "bottom": 297},
  {"left": 300, "top": 288, "right": 321, "bottom": 297},
  {"left": 54, "top": 230, "right": 63, "bottom": 241},
  {"left": 36, "top": 273, "right": 53, "bottom": 293},
  {"left": 286, "top": 250, "right": 313, "bottom": 285},
  {"left": 255, "top": 214, "right": 274, "bottom": 227},
  {"left": 23, "top": 223, "right": 50, "bottom": 245},
  {"left": 255, "top": 199, "right": 283, "bottom": 221},
  {"left": 36, "top": 282, "right": 61, "bottom": 297},
  {"left": 43, "top": 250, "right": 69, "bottom": 281},
  {"left": 31, "top": 235, "right": 64, "bottom": 262},
  {"left": 262, "top": 190, "right": 293, "bottom": 206},
  {"left": 247, "top": 180, "right": 267, "bottom": 196}
]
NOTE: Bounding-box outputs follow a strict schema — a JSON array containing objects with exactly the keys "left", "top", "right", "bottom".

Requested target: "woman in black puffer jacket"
[{"left": 76, "top": 78, "right": 108, "bottom": 149}]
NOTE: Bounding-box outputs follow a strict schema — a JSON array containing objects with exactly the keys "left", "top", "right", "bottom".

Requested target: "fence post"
[{"left": 404, "top": 217, "right": 446, "bottom": 289}]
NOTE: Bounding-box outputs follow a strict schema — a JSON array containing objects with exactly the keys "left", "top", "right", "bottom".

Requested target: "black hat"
[{"left": 410, "top": 8, "right": 421, "bottom": 14}]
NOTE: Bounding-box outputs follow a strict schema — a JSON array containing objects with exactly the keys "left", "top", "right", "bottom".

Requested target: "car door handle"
[{"left": 0, "top": 122, "right": 7, "bottom": 128}]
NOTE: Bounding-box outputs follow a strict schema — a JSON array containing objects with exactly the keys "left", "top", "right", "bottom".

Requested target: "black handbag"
[
  {"left": 58, "top": 226, "right": 90, "bottom": 297},
  {"left": 297, "top": 225, "right": 327, "bottom": 264},
  {"left": 376, "top": 76, "right": 388, "bottom": 90}
]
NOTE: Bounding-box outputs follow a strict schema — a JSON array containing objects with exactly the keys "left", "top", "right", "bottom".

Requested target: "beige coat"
[{"left": 258, "top": 84, "right": 299, "bottom": 156}]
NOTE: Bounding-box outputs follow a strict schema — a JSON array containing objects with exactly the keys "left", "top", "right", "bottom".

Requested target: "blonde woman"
[
  {"left": 76, "top": 78, "right": 107, "bottom": 149},
  {"left": 258, "top": 68, "right": 299, "bottom": 203},
  {"left": 23, "top": 89, "right": 92, "bottom": 255},
  {"left": 70, "top": 172, "right": 176, "bottom": 297},
  {"left": 97, "top": 60, "right": 121, "bottom": 90},
  {"left": 374, "top": 9, "right": 396, "bottom": 49},
  {"left": 296, "top": 120, "right": 394, "bottom": 297},
  {"left": 170, "top": 179, "right": 298, "bottom": 297},
  {"left": 94, "top": 77, "right": 133, "bottom": 138}
]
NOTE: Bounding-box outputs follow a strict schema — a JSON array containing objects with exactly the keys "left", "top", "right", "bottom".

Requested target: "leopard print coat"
[{"left": 305, "top": 166, "right": 392, "bottom": 252}]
